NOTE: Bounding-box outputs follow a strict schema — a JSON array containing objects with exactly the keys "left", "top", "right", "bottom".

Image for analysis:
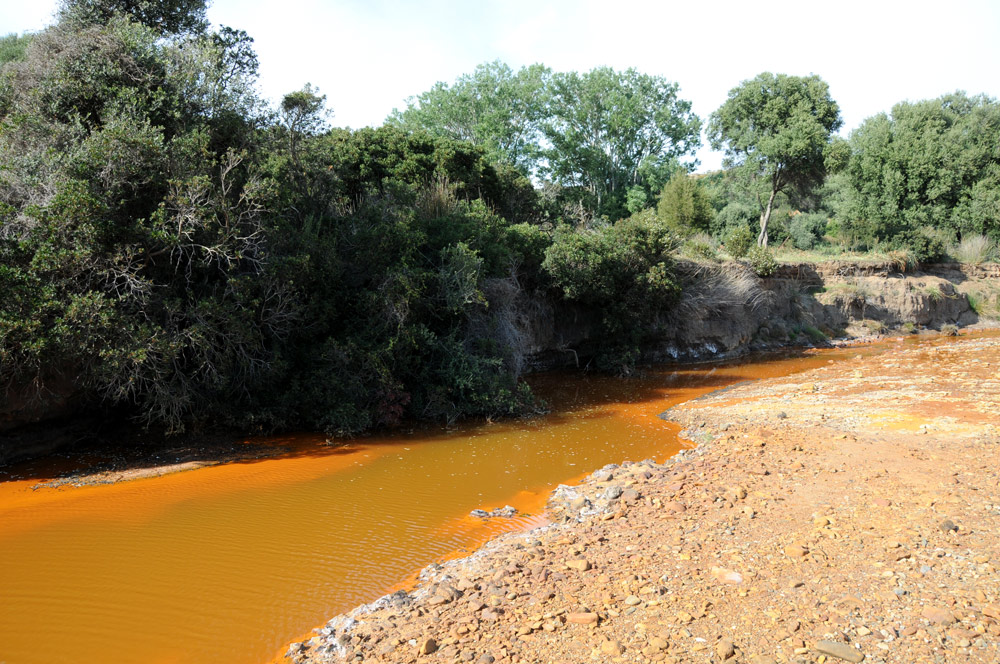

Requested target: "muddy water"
[{"left": 0, "top": 345, "right": 892, "bottom": 664}]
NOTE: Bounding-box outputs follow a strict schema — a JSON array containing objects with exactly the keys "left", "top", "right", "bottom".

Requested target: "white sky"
[{"left": 3, "top": 0, "right": 999, "bottom": 171}]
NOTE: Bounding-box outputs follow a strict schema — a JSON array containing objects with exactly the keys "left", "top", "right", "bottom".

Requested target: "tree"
[
  {"left": 845, "top": 92, "right": 1000, "bottom": 245},
  {"left": 388, "top": 61, "right": 551, "bottom": 175},
  {"left": 656, "top": 173, "right": 712, "bottom": 234},
  {"left": 58, "top": 0, "right": 209, "bottom": 35},
  {"left": 543, "top": 67, "right": 701, "bottom": 220},
  {"left": 708, "top": 72, "right": 842, "bottom": 246}
]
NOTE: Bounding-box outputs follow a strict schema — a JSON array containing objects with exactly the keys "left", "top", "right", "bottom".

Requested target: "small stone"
[
  {"left": 566, "top": 559, "right": 591, "bottom": 572},
  {"left": 814, "top": 640, "right": 864, "bottom": 662},
  {"left": 621, "top": 488, "right": 640, "bottom": 502},
  {"left": 663, "top": 501, "right": 686, "bottom": 513},
  {"left": 716, "top": 638, "right": 736, "bottom": 660},
  {"left": 567, "top": 612, "right": 599, "bottom": 625},
  {"left": 418, "top": 638, "right": 438, "bottom": 655},
  {"left": 604, "top": 485, "right": 624, "bottom": 500},
  {"left": 601, "top": 639, "right": 624, "bottom": 655},
  {"left": 921, "top": 607, "right": 956, "bottom": 625},
  {"left": 814, "top": 516, "right": 831, "bottom": 527},
  {"left": 750, "top": 657, "right": 778, "bottom": 664},
  {"left": 569, "top": 496, "right": 589, "bottom": 511},
  {"left": 784, "top": 545, "right": 809, "bottom": 558},
  {"left": 624, "top": 595, "right": 642, "bottom": 606},
  {"left": 710, "top": 566, "right": 744, "bottom": 584},
  {"left": 939, "top": 519, "right": 959, "bottom": 533}
]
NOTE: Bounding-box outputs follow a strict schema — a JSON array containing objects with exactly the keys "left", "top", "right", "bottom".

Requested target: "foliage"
[
  {"left": 0, "top": 12, "right": 272, "bottom": 431},
  {"left": 387, "top": 61, "right": 551, "bottom": 176},
  {"left": 845, "top": 93, "right": 1000, "bottom": 246},
  {"left": 789, "top": 212, "right": 828, "bottom": 250},
  {"left": 723, "top": 224, "right": 754, "bottom": 258},
  {"left": 656, "top": 173, "right": 713, "bottom": 234},
  {"left": 543, "top": 210, "right": 681, "bottom": 373},
  {"left": 0, "top": 33, "right": 33, "bottom": 66},
  {"left": 746, "top": 245, "right": 778, "bottom": 277},
  {"left": 708, "top": 72, "right": 842, "bottom": 246},
  {"left": 58, "top": 0, "right": 209, "bottom": 35},
  {"left": 542, "top": 67, "right": 701, "bottom": 221},
  {"left": 893, "top": 229, "right": 947, "bottom": 263}
]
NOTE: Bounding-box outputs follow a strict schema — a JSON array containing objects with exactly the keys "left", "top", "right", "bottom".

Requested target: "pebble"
[
  {"left": 418, "top": 638, "right": 437, "bottom": 655},
  {"left": 939, "top": 519, "right": 958, "bottom": 533},
  {"left": 566, "top": 612, "right": 599, "bottom": 625},
  {"left": 716, "top": 638, "right": 735, "bottom": 660},
  {"left": 921, "top": 606, "right": 955, "bottom": 625},
  {"left": 814, "top": 640, "right": 864, "bottom": 662}
]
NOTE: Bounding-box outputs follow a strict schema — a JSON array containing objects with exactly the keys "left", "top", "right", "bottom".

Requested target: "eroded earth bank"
[{"left": 287, "top": 332, "right": 1000, "bottom": 664}]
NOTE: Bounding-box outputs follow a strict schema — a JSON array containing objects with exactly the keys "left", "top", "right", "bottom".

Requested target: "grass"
[
  {"left": 952, "top": 234, "right": 995, "bottom": 265},
  {"left": 960, "top": 283, "right": 1000, "bottom": 320}
]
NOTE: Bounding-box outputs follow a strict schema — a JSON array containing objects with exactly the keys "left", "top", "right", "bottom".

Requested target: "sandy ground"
[{"left": 285, "top": 333, "right": 1000, "bottom": 664}]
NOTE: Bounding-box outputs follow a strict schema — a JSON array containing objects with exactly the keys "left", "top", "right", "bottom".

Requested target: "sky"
[{"left": 3, "top": 0, "right": 1000, "bottom": 171}]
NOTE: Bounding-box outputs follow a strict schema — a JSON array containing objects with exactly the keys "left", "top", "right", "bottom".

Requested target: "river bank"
[{"left": 285, "top": 332, "right": 1000, "bottom": 664}]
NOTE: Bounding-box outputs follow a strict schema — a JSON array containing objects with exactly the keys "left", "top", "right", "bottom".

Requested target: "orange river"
[{"left": 0, "top": 342, "right": 902, "bottom": 664}]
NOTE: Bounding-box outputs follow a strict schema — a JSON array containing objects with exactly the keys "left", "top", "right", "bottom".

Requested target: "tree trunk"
[{"left": 758, "top": 187, "right": 777, "bottom": 247}]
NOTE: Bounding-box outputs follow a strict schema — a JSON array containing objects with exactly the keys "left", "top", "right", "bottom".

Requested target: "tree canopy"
[
  {"left": 708, "top": 72, "right": 842, "bottom": 246},
  {"left": 388, "top": 61, "right": 551, "bottom": 176},
  {"left": 391, "top": 63, "right": 701, "bottom": 221},
  {"left": 844, "top": 92, "right": 1000, "bottom": 245}
]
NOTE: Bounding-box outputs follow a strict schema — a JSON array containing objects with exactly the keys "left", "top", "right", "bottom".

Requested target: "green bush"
[
  {"left": 656, "top": 173, "right": 712, "bottom": 234},
  {"left": 543, "top": 211, "right": 681, "bottom": 373},
  {"left": 723, "top": 224, "right": 754, "bottom": 258},
  {"left": 894, "top": 229, "right": 947, "bottom": 263},
  {"left": 789, "top": 212, "right": 828, "bottom": 250},
  {"left": 746, "top": 244, "right": 778, "bottom": 276},
  {"left": 712, "top": 201, "right": 757, "bottom": 237}
]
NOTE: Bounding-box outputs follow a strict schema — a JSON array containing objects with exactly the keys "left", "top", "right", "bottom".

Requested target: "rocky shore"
[{"left": 284, "top": 332, "right": 1000, "bottom": 664}]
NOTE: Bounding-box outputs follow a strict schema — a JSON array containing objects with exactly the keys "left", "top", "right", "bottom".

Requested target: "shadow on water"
[{"left": 0, "top": 343, "right": 877, "bottom": 486}]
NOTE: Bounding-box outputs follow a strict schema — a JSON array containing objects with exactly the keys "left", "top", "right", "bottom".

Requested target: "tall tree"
[
  {"left": 845, "top": 92, "right": 1000, "bottom": 244},
  {"left": 543, "top": 67, "right": 701, "bottom": 220},
  {"left": 388, "top": 61, "right": 551, "bottom": 175},
  {"left": 708, "top": 72, "right": 842, "bottom": 246},
  {"left": 58, "top": 0, "right": 210, "bottom": 34}
]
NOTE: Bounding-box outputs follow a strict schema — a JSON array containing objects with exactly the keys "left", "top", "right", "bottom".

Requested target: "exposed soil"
[{"left": 285, "top": 333, "right": 1000, "bottom": 664}]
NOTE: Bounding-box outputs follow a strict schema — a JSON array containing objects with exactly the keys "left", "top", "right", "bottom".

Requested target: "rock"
[
  {"left": 477, "top": 654, "right": 495, "bottom": 664},
  {"left": 663, "top": 501, "right": 686, "bottom": 513},
  {"left": 814, "top": 516, "right": 831, "bottom": 527},
  {"left": 814, "top": 640, "right": 863, "bottom": 662},
  {"left": 624, "top": 595, "right": 642, "bottom": 606},
  {"left": 750, "top": 657, "right": 778, "bottom": 664},
  {"left": 621, "top": 488, "right": 640, "bottom": 502},
  {"left": 939, "top": 519, "right": 959, "bottom": 533},
  {"left": 710, "top": 567, "right": 744, "bottom": 584},
  {"left": 566, "top": 612, "right": 599, "bottom": 625},
  {"left": 603, "top": 485, "right": 623, "bottom": 500},
  {"left": 418, "top": 638, "right": 438, "bottom": 655},
  {"left": 491, "top": 505, "right": 517, "bottom": 518},
  {"left": 565, "top": 559, "right": 591, "bottom": 572},
  {"left": 601, "top": 638, "right": 624, "bottom": 655},
  {"left": 470, "top": 509, "right": 489, "bottom": 518},
  {"left": 716, "top": 638, "right": 736, "bottom": 660},
  {"left": 784, "top": 544, "right": 809, "bottom": 558},
  {"left": 921, "top": 606, "right": 956, "bottom": 625}
]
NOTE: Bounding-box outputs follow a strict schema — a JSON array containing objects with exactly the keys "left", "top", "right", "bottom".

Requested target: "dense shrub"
[
  {"left": 893, "top": 229, "right": 947, "bottom": 264},
  {"left": 656, "top": 173, "right": 713, "bottom": 234},
  {"left": 543, "top": 210, "right": 681, "bottom": 373},
  {"left": 723, "top": 224, "right": 754, "bottom": 258},
  {"left": 789, "top": 212, "right": 828, "bottom": 249},
  {"left": 746, "top": 245, "right": 778, "bottom": 276}
]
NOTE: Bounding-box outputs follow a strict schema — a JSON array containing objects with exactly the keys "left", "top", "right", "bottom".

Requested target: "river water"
[{"left": 0, "top": 344, "right": 892, "bottom": 664}]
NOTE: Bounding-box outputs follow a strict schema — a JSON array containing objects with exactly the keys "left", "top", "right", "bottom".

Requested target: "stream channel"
[{"left": 0, "top": 342, "right": 900, "bottom": 664}]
